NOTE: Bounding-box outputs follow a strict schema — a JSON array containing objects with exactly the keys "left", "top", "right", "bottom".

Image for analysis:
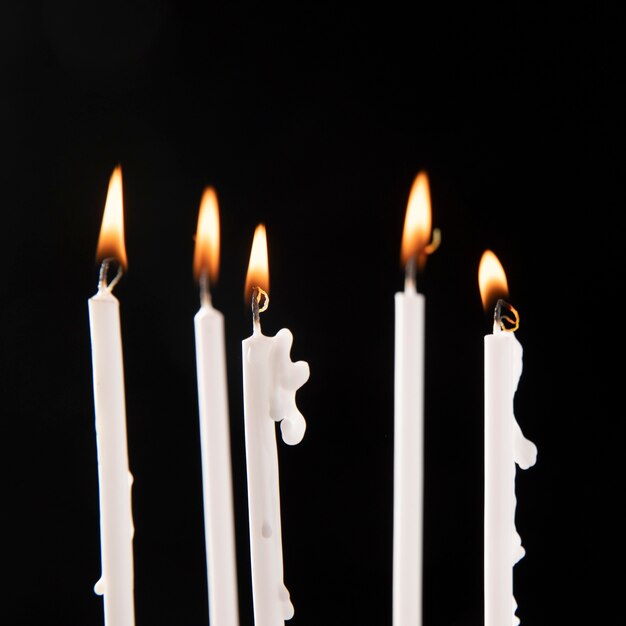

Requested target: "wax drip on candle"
[
  {"left": 98, "top": 257, "right": 124, "bottom": 293},
  {"left": 511, "top": 335, "right": 537, "bottom": 626},
  {"left": 92, "top": 415, "right": 136, "bottom": 600},
  {"left": 496, "top": 303, "right": 537, "bottom": 626},
  {"left": 269, "top": 329, "right": 309, "bottom": 445}
]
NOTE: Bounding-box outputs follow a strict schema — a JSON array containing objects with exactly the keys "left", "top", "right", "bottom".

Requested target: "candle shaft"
[
  {"left": 393, "top": 286, "right": 424, "bottom": 626},
  {"left": 194, "top": 303, "right": 239, "bottom": 626},
  {"left": 484, "top": 329, "right": 516, "bottom": 626},
  {"left": 242, "top": 332, "right": 293, "bottom": 626},
  {"left": 88, "top": 288, "right": 134, "bottom": 626}
]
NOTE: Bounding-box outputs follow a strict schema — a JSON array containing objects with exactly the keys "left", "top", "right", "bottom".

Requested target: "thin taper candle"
[
  {"left": 242, "top": 225, "right": 309, "bottom": 626},
  {"left": 394, "top": 267, "right": 424, "bottom": 626},
  {"left": 479, "top": 250, "right": 537, "bottom": 626},
  {"left": 88, "top": 166, "right": 135, "bottom": 626},
  {"left": 193, "top": 187, "right": 239, "bottom": 626},
  {"left": 393, "top": 171, "right": 439, "bottom": 626}
]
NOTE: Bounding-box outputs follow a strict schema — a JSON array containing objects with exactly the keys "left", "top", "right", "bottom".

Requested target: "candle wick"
[
  {"left": 494, "top": 298, "right": 520, "bottom": 332},
  {"left": 252, "top": 291, "right": 261, "bottom": 334},
  {"left": 199, "top": 272, "right": 212, "bottom": 307},
  {"left": 98, "top": 257, "right": 124, "bottom": 293},
  {"left": 424, "top": 227, "right": 442, "bottom": 257},
  {"left": 404, "top": 257, "right": 417, "bottom": 292},
  {"left": 251, "top": 286, "right": 269, "bottom": 334}
]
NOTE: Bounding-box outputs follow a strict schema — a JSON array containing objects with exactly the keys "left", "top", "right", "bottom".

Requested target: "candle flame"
[
  {"left": 478, "top": 250, "right": 509, "bottom": 312},
  {"left": 96, "top": 165, "right": 128, "bottom": 269},
  {"left": 400, "top": 171, "right": 433, "bottom": 270},
  {"left": 244, "top": 223, "right": 269, "bottom": 304},
  {"left": 193, "top": 186, "right": 220, "bottom": 284}
]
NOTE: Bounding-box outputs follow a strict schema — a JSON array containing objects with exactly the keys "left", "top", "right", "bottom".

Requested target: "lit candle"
[
  {"left": 393, "top": 171, "right": 439, "bottom": 626},
  {"left": 242, "top": 224, "right": 310, "bottom": 626},
  {"left": 193, "top": 187, "right": 240, "bottom": 626},
  {"left": 88, "top": 165, "right": 135, "bottom": 626},
  {"left": 478, "top": 250, "right": 537, "bottom": 626}
]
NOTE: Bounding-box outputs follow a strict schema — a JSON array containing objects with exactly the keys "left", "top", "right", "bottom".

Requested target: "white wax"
[
  {"left": 484, "top": 326, "right": 537, "bottom": 626},
  {"left": 242, "top": 327, "right": 309, "bottom": 626},
  {"left": 88, "top": 287, "right": 135, "bottom": 626},
  {"left": 393, "top": 284, "right": 424, "bottom": 626},
  {"left": 194, "top": 302, "right": 239, "bottom": 626}
]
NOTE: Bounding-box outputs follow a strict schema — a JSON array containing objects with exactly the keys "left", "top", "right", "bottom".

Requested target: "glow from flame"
[
  {"left": 96, "top": 165, "right": 127, "bottom": 269},
  {"left": 478, "top": 249, "right": 509, "bottom": 312},
  {"left": 193, "top": 186, "right": 220, "bottom": 284},
  {"left": 400, "top": 171, "right": 432, "bottom": 269},
  {"left": 244, "top": 223, "right": 269, "bottom": 304}
]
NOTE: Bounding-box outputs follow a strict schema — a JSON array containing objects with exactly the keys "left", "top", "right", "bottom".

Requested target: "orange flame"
[
  {"left": 96, "top": 165, "right": 128, "bottom": 269},
  {"left": 244, "top": 224, "right": 269, "bottom": 304},
  {"left": 478, "top": 250, "right": 509, "bottom": 312},
  {"left": 400, "top": 171, "right": 432, "bottom": 270},
  {"left": 193, "top": 186, "right": 220, "bottom": 284}
]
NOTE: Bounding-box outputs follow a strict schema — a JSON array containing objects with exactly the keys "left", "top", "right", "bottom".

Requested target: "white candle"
[
  {"left": 394, "top": 172, "right": 439, "bottom": 626},
  {"left": 193, "top": 187, "right": 239, "bottom": 626},
  {"left": 479, "top": 250, "right": 537, "bottom": 626},
  {"left": 88, "top": 165, "right": 135, "bottom": 626},
  {"left": 242, "top": 224, "right": 309, "bottom": 626}
]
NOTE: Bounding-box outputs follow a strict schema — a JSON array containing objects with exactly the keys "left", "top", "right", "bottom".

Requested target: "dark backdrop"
[{"left": 2, "top": 3, "right": 623, "bottom": 625}]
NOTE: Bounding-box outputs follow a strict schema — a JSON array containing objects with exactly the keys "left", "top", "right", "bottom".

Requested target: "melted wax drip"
[
  {"left": 270, "top": 328, "right": 309, "bottom": 620},
  {"left": 269, "top": 328, "right": 310, "bottom": 446},
  {"left": 93, "top": 470, "right": 135, "bottom": 597},
  {"left": 511, "top": 338, "right": 537, "bottom": 625}
]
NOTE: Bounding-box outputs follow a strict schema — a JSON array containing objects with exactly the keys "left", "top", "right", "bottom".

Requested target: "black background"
[{"left": 2, "top": 3, "right": 623, "bottom": 625}]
